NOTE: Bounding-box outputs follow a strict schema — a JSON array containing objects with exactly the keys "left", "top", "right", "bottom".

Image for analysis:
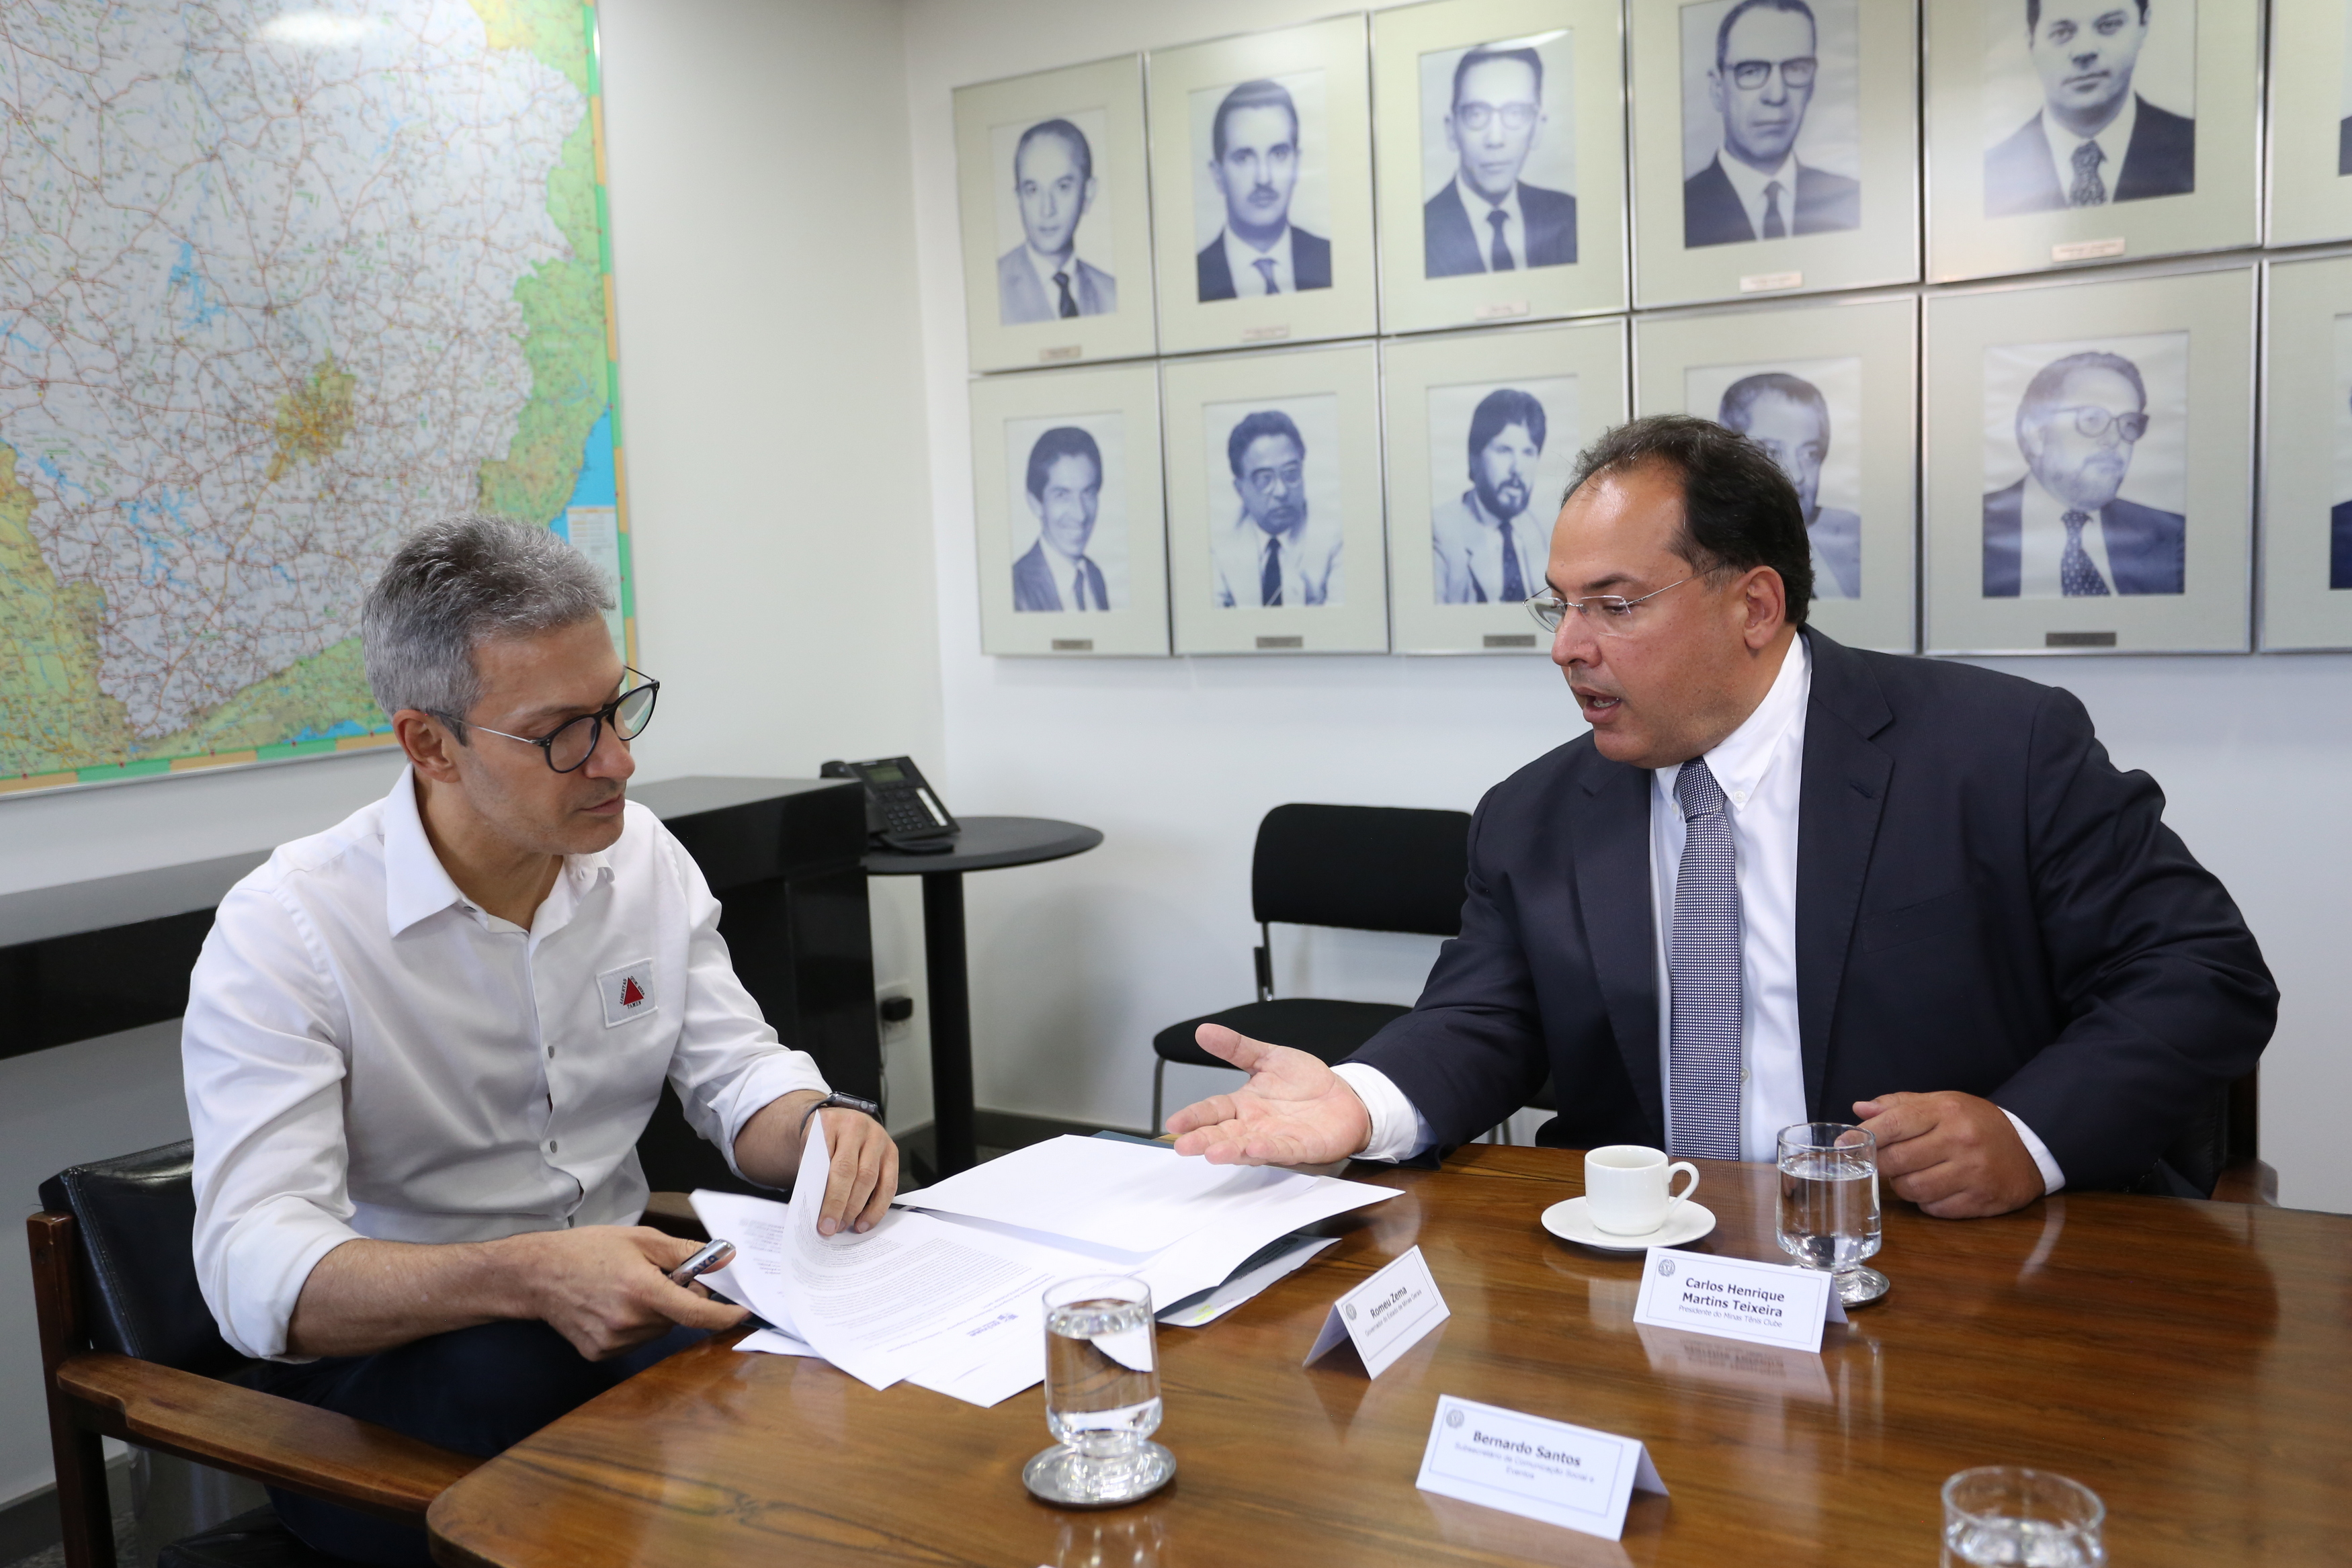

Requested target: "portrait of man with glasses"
[
  {"left": 1421, "top": 41, "right": 1577, "bottom": 279},
  {"left": 1208, "top": 402, "right": 1343, "bottom": 608},
  {"left": 1983, "top": 346, "right": 2186, "bottom": 597},
  {"left": 1984, "top": 0, "right": 2194, "bottom": 218},
  {"left": 1681, "top": 0, "right": 1860, "bottom": 249}
]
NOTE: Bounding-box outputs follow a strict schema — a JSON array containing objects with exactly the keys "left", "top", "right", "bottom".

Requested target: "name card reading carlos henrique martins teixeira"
[
  {"left": 1415, "top": 1395, "right": 1669, "bottom": 1542},
  {"left": 1304, "top": 1244, "right": 1448, "bottom": 1379},
  {"left": 1632, "top": 1248, "right": 1846, "bottom": 1354}
]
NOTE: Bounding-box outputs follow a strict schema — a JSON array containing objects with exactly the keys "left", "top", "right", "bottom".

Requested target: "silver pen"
[{"left": 666, "top": 1237, "right": 736, "bottom": 1288}]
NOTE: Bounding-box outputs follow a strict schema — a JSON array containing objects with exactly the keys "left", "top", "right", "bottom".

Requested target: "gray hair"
[{"left": 362, "top": 513, "right": 612, "bottom": 735}]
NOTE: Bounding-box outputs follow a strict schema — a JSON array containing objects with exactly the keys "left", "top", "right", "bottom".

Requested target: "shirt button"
[
  {"left": 1732, "top": 791, "right": 1749, "bottom": 805},
  {"left": 546, "top": 1047, "right": 555, "bottom": 1059},
  {"left": 548, "top": 1139, "right": 558, "bottom": 1153}
]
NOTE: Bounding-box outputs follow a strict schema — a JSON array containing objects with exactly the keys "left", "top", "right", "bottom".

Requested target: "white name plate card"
[
  {"left": 1415, "top": 1395, "right": 1667, "bottom": 1542},
  {"left": 1304, "top": 1244, "right": 1448, "bottom": 1379},
  {"left": 1632, "top": 1248, "right": 1845, "bottom": 1354}
]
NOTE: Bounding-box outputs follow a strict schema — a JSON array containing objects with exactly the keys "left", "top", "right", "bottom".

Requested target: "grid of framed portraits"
[{"left": 953, "top": 0, "right": 2352, "bottom": 658}]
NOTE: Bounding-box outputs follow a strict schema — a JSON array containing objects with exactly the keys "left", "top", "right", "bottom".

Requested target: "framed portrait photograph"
[
  {"left": 1382, "top": 319, "right": 1628, "bottom": 654},
  {"left": 1162, "top": 343, "right": 1387, "bottom": 654},
  {"left": 954, "top": 56, "right": 1156, "bottom": 374},
  {"left": 968, "top": 363, "right": 1169, "bottom": 657},
  {"left": 1925, "top": 0, "right": 2259, "bottom": 282},
  {"left": 1628, "top": 0, "right": 1918, "bottom": 308},
  {"left": 1923, "top": 265, "right": 2253, "bottom": 654},
  {"left": 1634, "top": 293, "right": 1917, "bottom": 651},
  {"left": 1146, "top": 16, "right": 1378, "bottom": 355},
  {"left": 1372, "top": 0, "right": 1628, "bottom": 334},
  {"left": 2257, "top": 254, "right": 2352, "bottom": 650},
  {"left": 2266, "top": 0, "right": 2352, "bottom": 247}
]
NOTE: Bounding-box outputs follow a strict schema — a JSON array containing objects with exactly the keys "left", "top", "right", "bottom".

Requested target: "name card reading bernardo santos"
[
  {"left": 1632, "top": 1248, "right": 1845, "bottom": 1354},
  {"left": 1303, "top": 1244, "right": 1448, "bottom": 1379},
  {"left": 1415, "top": 1395, "right": 1669, "bottom": 1542}
]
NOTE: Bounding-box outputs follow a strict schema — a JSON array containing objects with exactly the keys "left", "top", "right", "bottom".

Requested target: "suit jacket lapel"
[
  {"left": 1568, "top": 756, "right": 1665, "bottom": 1140},
  {"left": 1794, "top": 629, "right": 1892, "bottom": 1117}
]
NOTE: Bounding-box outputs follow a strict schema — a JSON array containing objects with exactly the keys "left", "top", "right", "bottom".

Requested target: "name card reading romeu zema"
[
  {"left": 1303, "top": 1244, "right": 1449, "bottom": 1378},
  {"left": 1632, "top": 1248, "right": 1847, "bottom": 1354}
]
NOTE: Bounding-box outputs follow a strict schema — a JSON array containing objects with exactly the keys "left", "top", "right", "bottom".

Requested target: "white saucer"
[{"left": 1540, "top": 1196, "right": 1716, "bottom": 1253}]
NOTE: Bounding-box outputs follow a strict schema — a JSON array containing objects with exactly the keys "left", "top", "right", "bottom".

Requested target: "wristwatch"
[{"left": 798, "top": 1090, "right": 882, "bottom": 1130}]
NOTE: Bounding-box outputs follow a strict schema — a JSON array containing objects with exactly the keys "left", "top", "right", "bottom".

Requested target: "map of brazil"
[{"left": 1, "top": 0, "right": 630, "bottom": 792}]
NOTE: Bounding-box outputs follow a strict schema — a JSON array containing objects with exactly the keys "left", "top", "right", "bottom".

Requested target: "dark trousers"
[{"left": 241, "top": 1319, "right": 706, "bottom": 1566}]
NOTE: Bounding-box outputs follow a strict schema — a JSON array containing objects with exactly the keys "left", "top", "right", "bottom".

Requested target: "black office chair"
[
  {"left": 31, "top": 1141, "right": 475, "bottom": 1568},
  {"left": 1150, "top": 803, "right": 1472, "bottom": 1131}
]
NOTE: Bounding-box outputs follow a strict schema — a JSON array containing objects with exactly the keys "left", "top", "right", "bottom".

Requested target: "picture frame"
[
  {"left": 1628, "top": 0, "right": 1917, "bottom": 309},
  {"left": 968, "top": 363, "right": 1169, "bottom": 657},
  {"left": 1162, "top": 342, "right": 1388, "bottom": 654},
  {"left": 1634, "top": 291, "right": 1917, "bottom": 652},
  {"left": 1382, "top": 318, "right": 1628, "bottom": 654},
  {"left": 953, "top": 56, "right": 1157, "bottom": 374},
  {"left": 1925, "top": 0, "right": 2260, "bottom": 283},
  {"left": 1146, "top": 15, "right": 1380, "bottom": 355},
  {"left": 2266, "top": 0, "right": 2352, "bottom": 248},
  {"left": 2257, "top": 253, "right": 2352, "bottom": 650},
  {"left": 1922, "top": 263, "right": 2254, "bottom": 655},
  {"left": 1371, "top": 0, "right": 1628, "bottom": 335}
]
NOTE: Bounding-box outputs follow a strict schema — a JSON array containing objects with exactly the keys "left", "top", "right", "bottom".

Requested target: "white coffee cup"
[{"left": 1583, "top": 1144, "right": 1701, "bottom": 1235}]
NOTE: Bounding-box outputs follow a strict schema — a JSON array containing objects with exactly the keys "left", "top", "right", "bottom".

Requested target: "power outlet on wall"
[{"left": 877, "top": 988, "right": 915, "bottom": 1038}]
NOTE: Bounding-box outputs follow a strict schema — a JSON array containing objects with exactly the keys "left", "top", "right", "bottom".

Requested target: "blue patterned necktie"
[
  {"left": 1486, "top": 208, "right": 1514, "bottom": 271},
  {"left": 1254, "top": 257, "right": 1279, "bottom": 294},
  {"left": 1054, "top": 268, "right": 1079, "bottom": 318},
  {"left": 1498, "top": 519, "right": 1525, "bottom": 602},
  {"left": 1668, "top": 758, "right": 1743, "bottom": 1161},
  {"left": 1761, "top": 180, "right": 1787, "bottom": 239},
  {"left": 2069, "top": 142, "right": 2107, "bottom": 207},
  {"left": 1261, "top": 537, "right": 1283, "bottom": 607},
  {"left": 2060, "top": 509, "right": 2110, "bottom": 597}
]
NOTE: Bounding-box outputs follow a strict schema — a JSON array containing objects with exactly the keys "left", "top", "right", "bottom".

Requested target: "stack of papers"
[{"left": 692, "top": 1131, "right": 1396, "bottom": 1407}]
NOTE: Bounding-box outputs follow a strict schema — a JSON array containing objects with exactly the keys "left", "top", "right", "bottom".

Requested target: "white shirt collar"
[
  {"left": 1025, "top": 243, "right": 1078, "bottom": 305},
  {"left": 2021, "top": 474, "right": 2117, "bottom": 598},
  {"left": 2040, "top": 91, "right": 2137, "bottom": 204},
  {"left": 382, "top": 765, "right": 613, "bottom": 937},
  {"left": 1656, "top": 631, "right": 1811, "bottom": 812},
  {"left": 1714, "top": 146, "right": 1800, "bottom": 238},
  {"left": 1454, "top": 173, "right": 1526, "bottom": 269},
  {"left": 1040, "top": 533, "right": 1090, "bottom": 607},
  {"left": 1221, "top": 224, "right": 1296, "bottom": 295}
]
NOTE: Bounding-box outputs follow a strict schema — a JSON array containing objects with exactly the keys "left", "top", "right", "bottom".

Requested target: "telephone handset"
[{"left": 820, "top": 756, "right": 960, "bottom": 855}]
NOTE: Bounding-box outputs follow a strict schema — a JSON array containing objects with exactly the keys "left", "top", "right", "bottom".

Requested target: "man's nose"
[
  {"left": 585, "top": 719, "right": 637, "bottom": 782},
  {"left": 1551, "top": 610, "right": 1598, "bottom": 668},
  {"left": 1759, "top": 69, "right": 1788, "bottom": 103}
]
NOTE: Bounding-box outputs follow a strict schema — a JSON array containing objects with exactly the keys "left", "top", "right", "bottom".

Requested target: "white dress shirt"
[
  {"left": 1042, "top": 537, "right": 1099, "bottom": 611},
  {"left": 183, "top": 767, "right": 828, "bottom": 1360},
  {"left": 2040, "top": 92, "right": 2136, "bottom": 208},
  {"left": 1715, "top": 148, "right": 1800, "bottom": 239},
  {"left": 1431, "top": 490, "right": 1547, "bottom": 605},
  {"left": 1220, "top": 224, "right": 1297, "bottom": 296},
  {"left": 1337, "top": 637, "right": 2066, "bottom": 1194},
  {"left": 1210, "top": 513, "right": 1343, "bottom": 607},
  {"left": 2019, "top": 474, "right": 2118, "bottom": 599},
  {"left": 1454, "top": 175, "right": 1526, "bottom": 271},
  {"left": 1023, "top": 243, "right": 1081, "bottom": 311}
]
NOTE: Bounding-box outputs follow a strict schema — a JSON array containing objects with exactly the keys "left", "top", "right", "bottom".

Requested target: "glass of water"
[
  {"left": 1776, "top": 1121, "right": 1888, "bottom": 1306},
  {"left": 1942, "top": 1467, "right": 2106, "bottom": 1567},
  {"left": 1021, "top": 1275, "right": 1177, "bottom": 1508}
]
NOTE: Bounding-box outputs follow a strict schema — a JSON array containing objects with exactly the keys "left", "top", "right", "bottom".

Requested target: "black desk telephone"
[{"left": 820, "top": 756, "right": 960, "bottom": 854}]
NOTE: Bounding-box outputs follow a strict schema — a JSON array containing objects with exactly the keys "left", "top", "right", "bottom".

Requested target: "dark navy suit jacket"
[
  {"left": 1011, "top": 541, "right": 1107, "bottom": 613},
  {"left": 1681, "top": 159, "right": 1859, "bottom": 248},
  {"left": 1980, "top": 480, "right": 2185, "bottom": 597},
  {"left": 2331, "top": 500, "right": 2352, "bottom": 591},
  {"left": 1423, "top": 181, "right": 1577, "bottom": 276},
  {"left": 1347, "top": 628, "right": 2274, "bottom": 1191},
  {"left": 1197, "top": 226, "right": 1332, "bottom": 301},
  {"left": 1984, "top": 98, "right": 2195, "bottom": 216}
]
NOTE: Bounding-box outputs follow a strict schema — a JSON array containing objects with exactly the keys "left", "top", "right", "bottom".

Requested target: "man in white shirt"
[
  {"left": 185, "top": 515, "right": 898, "bottom": 1564},
  {"left": 1433, "top": 387, "right": 1551, "bottom": 605},
  {"left": 1981, "top": 349, "right": 2184, "bottom": 597},
  {"left": 1984, "top": 0, "right": 2195, "bottom": 216},
  {"left": 995, "top": 118, "right": 1116, "bottom": 324},
  {"left": 1681, "top": 0, "right": 1859, "bottom": 248},
  {"left": 1167, "top": 415, "right": 2271, "bottom": 1217},
  {"left": 1211, "top": 409, "right": 1341, "bottom": 608},
  {"left": 1011, "top": 425, "right": 1112, "bottom": 613},
  {"left": 1195, "top": 79, "right": 1332, "bottom": 300}
]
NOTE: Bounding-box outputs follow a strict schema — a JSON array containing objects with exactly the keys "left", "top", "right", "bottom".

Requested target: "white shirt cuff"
[
  {"left": 1330, "top": 1063, "right": 1437, "bottom": 1163},
  {"left": 2001, "top": 1108, "right": 2066, "bottom": 1195}
]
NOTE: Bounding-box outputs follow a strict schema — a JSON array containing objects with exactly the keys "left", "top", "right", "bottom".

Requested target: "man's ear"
[
  {"left": 1708, "top": 69, "right": 1726, "bottom": 118},
  {"left": 1741, "top": 567, "right": 1789, "bottom": 648},
  {"left": 395, "top": 709, "right": 464, "bottom": 785}
]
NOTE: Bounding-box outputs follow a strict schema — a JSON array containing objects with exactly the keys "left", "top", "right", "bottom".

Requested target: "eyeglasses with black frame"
[
  {"left": 2050, "top": 404, "right": 2149, "bottom": 443},
  {"left": 1727, "top": 56, "right": 1816, "bottom": 90},
  {"left": 1524, "top": 577, "right": 1696, "bottom": 637},
  {"left": 445, "top": 668, "right": 660, "bottom": 773}
]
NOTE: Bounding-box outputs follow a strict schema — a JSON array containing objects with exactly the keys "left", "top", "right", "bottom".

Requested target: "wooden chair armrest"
[
  {"left": 55, "top": 1352, "right": 476, "bottom": 1522},
  {"left": 640, "top": 1190, "right": 708, "bottom": 1242}
]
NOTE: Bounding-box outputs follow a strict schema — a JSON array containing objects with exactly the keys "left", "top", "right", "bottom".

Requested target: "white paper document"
[
  {"left": 1631, "top": 1248, "right": 1845, "bottom": 1354},
  {"left": 1415, "top": 1395, "right": 1668, "bottom": 1542},
  {"left": 1159, "top": 1234, "right": 1338, "bottom": 1328},
  {"left": 1304, "top": 1244, "right": 1450, "bottom": 1378}
]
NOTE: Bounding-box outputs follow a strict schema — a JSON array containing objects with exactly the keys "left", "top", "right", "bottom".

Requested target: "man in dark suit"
[
  {"left": 1197, "top": 79, "right": 1331, "bottom": 300},
  {"left": 1011, "top": 426, "right": 1111, "bottom": 613},
  {"left": 1982, "top": 350, "right": 2183, "bottom": 597},
  {"left": 1983, "top": 0, "right": 2193, "bottom": 216},
  {"left": 1682, "top": 0, "right": 1860, "bottom": 248},
  {"left": 1168, "top": 415, "right": 2271, "bottom": 1215},
  {"left": 1423, "top": 45, "right": 1576, "bottom": 277}
]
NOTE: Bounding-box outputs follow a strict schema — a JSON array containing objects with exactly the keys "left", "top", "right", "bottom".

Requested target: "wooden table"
[{"left": 427, "top": 1145, "right": 2352, "bottom": 1567}]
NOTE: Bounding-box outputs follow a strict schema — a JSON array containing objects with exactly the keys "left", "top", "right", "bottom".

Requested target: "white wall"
[{"left": 897, "top": 0, "right": 2352, "bottom": 1214}]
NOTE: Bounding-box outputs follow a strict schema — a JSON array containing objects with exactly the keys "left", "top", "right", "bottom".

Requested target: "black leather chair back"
[
  {"left": 1251, "top": 804, "right": 1472, "bottom": 937},
  {"left": 38, "top": 1139, "right": 246, "bottom": 1377}
]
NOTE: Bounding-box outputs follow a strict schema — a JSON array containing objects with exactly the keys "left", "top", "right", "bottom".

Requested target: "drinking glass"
[
  {"left": 1776, "top": 1121, "right": 1888, "bottom": 1306},
  {"left": 1022, "top": 1275, "right": 1177, "bottom": 1507},
  {"left": 1941, "top": 1467, "right": 2106, "bottom": 1567}
]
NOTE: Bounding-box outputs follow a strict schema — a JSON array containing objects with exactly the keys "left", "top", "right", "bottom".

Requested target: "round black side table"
[{"left": 866, "top": 817, "right": 1102, "bottom": 1177}]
